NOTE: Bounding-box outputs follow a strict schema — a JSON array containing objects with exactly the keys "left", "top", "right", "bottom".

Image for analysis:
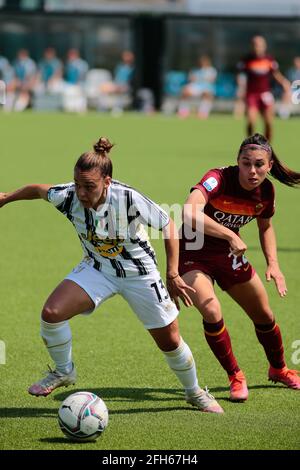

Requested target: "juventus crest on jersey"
[{"left": 47, "top": 180, "right": 170, "bottom": 277}]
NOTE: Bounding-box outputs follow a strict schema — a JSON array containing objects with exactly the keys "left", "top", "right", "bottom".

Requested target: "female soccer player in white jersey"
[{"left": 0, "top": 137, "right": 223, "bottom": 413}]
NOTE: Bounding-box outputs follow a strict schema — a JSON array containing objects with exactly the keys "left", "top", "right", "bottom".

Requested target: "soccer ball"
[{"left": 58, "top": 391, "right": 109, "bottom": 441}]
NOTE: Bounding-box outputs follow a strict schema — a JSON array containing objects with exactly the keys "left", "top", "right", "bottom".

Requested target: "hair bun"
[{"left": 93, "top": 137, "right": 114, "bottom": 155}]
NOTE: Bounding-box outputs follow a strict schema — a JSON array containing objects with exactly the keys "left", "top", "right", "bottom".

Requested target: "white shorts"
[
  {"left": 186, "top": 83, "right": 215, "bottom": 97},
  {"left": 65, "top": 260, "right": 178, "bottom": 330}
]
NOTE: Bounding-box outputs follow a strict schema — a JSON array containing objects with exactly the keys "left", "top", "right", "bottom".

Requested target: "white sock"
[
  {"left": 198, "top": 99, "right": 212, "bottom": 117},
  {"left": 14, "top": 94, "right": 30, "bottom": 112},
  {"left": 178, "top": 101, "right": 190, "bottom": 115},
  {"left": 40, "top": 319, "right": 73, "bottom": 374},
  {"left": 163, "top": 338, "right": 200, "bottom": 396}
]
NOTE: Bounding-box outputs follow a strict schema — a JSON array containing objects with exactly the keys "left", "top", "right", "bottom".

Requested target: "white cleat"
[
  {"left": 186, "top": 387, "right": 224, "bottom": 414},
  {"left": 28, "top": 364, "right": 77, "bottom": 397}
]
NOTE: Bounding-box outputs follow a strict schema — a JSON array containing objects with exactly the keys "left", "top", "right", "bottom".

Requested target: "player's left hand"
[
  {"left": 266, "top": 265, "right": 287, "bottom": 297},
  {"left": 166, "top": 275, "right": 196, "bottom": 310},
  {"left": 0, "top": 192, "right": 8, "bottom": 208}
]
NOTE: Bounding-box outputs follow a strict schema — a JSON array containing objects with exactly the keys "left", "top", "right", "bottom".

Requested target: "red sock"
[
  {"left": 254, "top": 320, "right": 286, "bottom": 369},
  {"left": 203, "top": 319, "right": 240, "bottom": 376}
]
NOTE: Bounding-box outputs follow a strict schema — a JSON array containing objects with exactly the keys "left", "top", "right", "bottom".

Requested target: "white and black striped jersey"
[{"left": 47, "top": 180, "right": 170, "bottom": 277}]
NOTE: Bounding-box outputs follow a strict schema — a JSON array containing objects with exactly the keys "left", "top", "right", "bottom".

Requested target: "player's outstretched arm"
[{"left": 0, "top": 184, "right": 52, "bottom": 208}]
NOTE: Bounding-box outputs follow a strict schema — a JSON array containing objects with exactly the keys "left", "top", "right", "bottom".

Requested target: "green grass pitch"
[{"left": 0, "top": 112, "right": 299, "bottom": 450}]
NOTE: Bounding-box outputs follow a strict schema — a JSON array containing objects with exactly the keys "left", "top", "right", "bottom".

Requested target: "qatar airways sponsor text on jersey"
[{"left": 193, "top": 165, "right": 275, "bottom": 231}]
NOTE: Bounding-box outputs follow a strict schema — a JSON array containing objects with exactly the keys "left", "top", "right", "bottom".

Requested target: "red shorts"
[
  {"left": 246, "top": 91, "right": 274, "bottom": 112},
  {"left": 179, "top": 249, "right": 256, "bottom": 291}
]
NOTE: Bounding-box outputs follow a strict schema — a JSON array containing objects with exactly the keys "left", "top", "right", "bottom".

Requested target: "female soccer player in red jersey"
[
  {"left": 237, "top": 35, "right": 290, "bottom": 141},
  {"left": 178, "top": 133, "right": 300, "bottom": 401}
]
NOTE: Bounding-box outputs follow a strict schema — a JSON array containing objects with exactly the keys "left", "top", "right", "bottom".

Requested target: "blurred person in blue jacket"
[
  {"left": 101, "top": 50, "right": 135, "bottom": 95},
  {"left": 100, "top": 50, "right": 135, "bottom": 114},
  {"left": 65, "top": 48, "right": 89, "bottom": 85},
  {"left": 178, "top": 55, "right": 217, "bottom": 119},
  {"left": 37, "top": 47, "right": 63, "bottom": 92},
  {"left": 12, "top": 49, "right": 36, "bottom": 111}
]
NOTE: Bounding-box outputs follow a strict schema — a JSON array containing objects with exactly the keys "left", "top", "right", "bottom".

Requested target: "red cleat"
[
  {"left": 229, "top": 370, "right": 249, "bottom": 401},
  {"left": 268, "top": 366, "right": 300, "bottom": 390}
]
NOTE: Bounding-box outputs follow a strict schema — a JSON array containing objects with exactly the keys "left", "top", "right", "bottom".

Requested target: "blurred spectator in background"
[
  {"left": 101, "top": 50, "right": 135, "bottom": 95},
  {"left": 11, "top": 49, "right": 36, "bottom": 111},
  {"left": 161, "top": 70, "right": 187, "bottom": 115},
  {"left": 99, "top": 50, "right": 135, "bottom": 115},
  {"left": 36, "top": 47, "right": 63, "bottom": 93},
  {"left": 63, "top": 48, "right": 89, "bottom": 113},
  {"left": 287, "top": 56, "right": 300, "bottom": 83},
  {"left": 113, "top": 50, "right": 135, "bottom": 94},
  {"left": 178, "top": 55, "right": 217, "bottom": 119},
  {"left": 0, "top": 53, "right": 11, "bottom": 82},
  {"left": 0, "top": 52, "right": 15, "bottom": 111},
  {"left": 237, "top": 35, "right": 290, "bottom": 140},
  {"left": 65, "top": 48, "right": 89, "bottom": 85},
  {"left": 277, "top": 56, "right": 300, "bottom": 119}
]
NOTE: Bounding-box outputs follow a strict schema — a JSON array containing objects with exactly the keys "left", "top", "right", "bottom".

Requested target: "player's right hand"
[
  {"left": 166, "top": 275, "right": 196, "bottom": 310},
  {"left": 228, "top": 235, "right": 247, "bottom": 258}
]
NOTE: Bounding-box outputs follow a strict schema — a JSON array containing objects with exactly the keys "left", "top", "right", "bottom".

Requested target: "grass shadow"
[
  {"left": 0, "top": 387, "right": 186, "bottom": 420},
  {"left": 39, "top": 437, "right": 93, "bottom": 444},
  {"left": 210, "top": 383, "right": 289, "bottom": 402},
  {"left": 0, "top": 407, "right": 56, "bottom": 418},
  {"left": 53, "top": 386, "right": 183, "bottom": 403},
  {"left": 0, "top": 384, "right": 287, "bottom": 418}
]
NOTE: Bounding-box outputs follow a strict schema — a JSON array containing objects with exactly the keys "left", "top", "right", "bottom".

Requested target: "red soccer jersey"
[
  {"left": 180, "top": 165, "right": 275, "bottom": 253},
  {"left": 238, "top": 54, "right": 278, "bottom": 94}
]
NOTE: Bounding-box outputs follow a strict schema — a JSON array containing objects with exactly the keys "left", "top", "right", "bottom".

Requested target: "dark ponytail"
[
  {"left": 93, "top": 137, "right": 114, "bottom": 156},
  {"left": 75, "top": 137, "right": 114, "bottom": 177},
  {"left": 239, "top": 133, "right": 300, "bottom": 187}
]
